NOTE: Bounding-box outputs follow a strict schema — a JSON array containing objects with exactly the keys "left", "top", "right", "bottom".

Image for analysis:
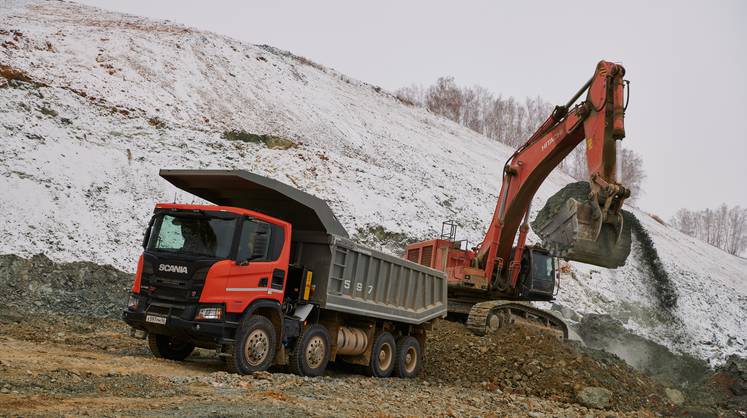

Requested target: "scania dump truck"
[{"left": 123, "top": 170, "right": 447, "bottom": 378}]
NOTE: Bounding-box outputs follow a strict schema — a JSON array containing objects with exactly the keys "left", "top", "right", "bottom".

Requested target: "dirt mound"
[
  {"left": 713, "top": 356, "right": 747, "bottom": 411},
  {"left": 576, "top": 314, "right": 708, "bottom": 389},
  {"left": 0, "top": 254, "right": 131, "bottom": 318},
  {"left": 424, "top": 319, "right": 671, "bottom": 412},
  {"left": 0, "top": 309, "right": 148, "bottom": 357}
]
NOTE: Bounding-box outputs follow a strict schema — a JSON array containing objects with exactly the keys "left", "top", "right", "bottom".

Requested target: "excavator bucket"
[{"left": 531, "top": 182, "right": 631, "bottom": 268}]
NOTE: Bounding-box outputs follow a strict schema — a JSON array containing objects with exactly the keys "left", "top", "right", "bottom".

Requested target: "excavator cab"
[
  {"left": 532, "top": 181, "right": 631, "bottom": 269},
  {"left": 516, "top": 246, "right": 556, "bottom": 300}
]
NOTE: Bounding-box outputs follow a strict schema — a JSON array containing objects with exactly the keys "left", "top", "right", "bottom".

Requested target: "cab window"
[
  {"left": 148, "top": 213, "right": 236, "bottom": 259},
  {"left": 237, "top": 219, "right": 284, "bottom": 262}
]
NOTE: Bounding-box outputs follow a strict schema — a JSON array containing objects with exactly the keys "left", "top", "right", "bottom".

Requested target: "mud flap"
[{"left": 532, "top": 182, "right": 631, "bottom": 269}]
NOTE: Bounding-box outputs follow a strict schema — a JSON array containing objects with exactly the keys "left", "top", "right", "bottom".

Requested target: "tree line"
[
  {"left": 670, "top": 205, "right": 747, "bottom": 256},
  {"left": 396, "top": 77, "right": 646, "bottom": 200}
]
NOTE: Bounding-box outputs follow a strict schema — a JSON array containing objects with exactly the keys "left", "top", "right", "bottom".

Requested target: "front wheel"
[
  {"left": 289, "top": 324, "right": 331, "bottom": 377},
  {"left": 148, "top": 334, "right": 195, "bottom": 361},
  {"left": 227, "top": 315, "right": 277, "bottom": 375}
]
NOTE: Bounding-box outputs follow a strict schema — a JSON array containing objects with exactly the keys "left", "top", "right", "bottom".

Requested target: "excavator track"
[{"left": 465, "top": 301, "right": 568, "bottom": 339}]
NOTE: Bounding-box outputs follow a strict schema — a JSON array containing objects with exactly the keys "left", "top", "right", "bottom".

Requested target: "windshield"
[
  {"left": 529, "top": 251, "right": 555, "bottom": 294},
  {"left": 147, "top": 213, "right": 237, "bottom": 258},
  {"left": 531, "top": 252, "right": 554, "bottom": 281}
]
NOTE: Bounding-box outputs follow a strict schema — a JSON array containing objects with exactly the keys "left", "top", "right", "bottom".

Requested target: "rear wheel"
[
  {"left": 368, "top": 332, "right": 396, "bottom": 377},
  {"left": 227, "top": 315, "right": 276, "bottom": 375},
  {"left": 289, "top": 324, "right": 331, "bottom": 377},
  {"left": 148, "top": 334, "right": 195, "bottom": 361},
  {"left": 394, "top": 336, "right": 422, "bottom": 378}
]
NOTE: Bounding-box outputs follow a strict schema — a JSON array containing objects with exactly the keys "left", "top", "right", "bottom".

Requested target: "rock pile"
[
  {"left": 423, "top": 319, "right": 670, "bottom": 412},
  {"left": 714, "top": 356, "right": 747, "bottom": 411},
  {"left": 0, "top": 254, "right": 131, "bottom": 318}
]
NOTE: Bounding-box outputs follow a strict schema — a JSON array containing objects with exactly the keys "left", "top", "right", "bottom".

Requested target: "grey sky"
[{"left": 79, "top": 0, "right": 747, "bottom": 218}]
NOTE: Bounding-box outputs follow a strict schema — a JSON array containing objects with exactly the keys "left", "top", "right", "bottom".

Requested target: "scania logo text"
[{"left": 158, "top": 264, "right": 188, "bottom": 274}]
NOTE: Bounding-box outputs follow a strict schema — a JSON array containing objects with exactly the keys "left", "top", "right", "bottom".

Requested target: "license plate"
[{"left": 146, "top": 315, "right": 167, "bottom": 325}]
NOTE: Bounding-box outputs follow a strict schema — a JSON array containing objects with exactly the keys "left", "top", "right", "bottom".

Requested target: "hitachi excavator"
[{"left": 404, "top": 60, "right": 632, "bottom": 337}]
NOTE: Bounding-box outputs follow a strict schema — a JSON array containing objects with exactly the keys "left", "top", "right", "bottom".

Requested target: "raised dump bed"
[{"left": 159, "top": 169, "right": 448, "bottom": 325}]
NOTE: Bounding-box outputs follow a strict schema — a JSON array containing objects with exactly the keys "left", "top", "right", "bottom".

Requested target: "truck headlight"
[
  {"left": 127, "top": 294, "right": 139, "bottom": 310},
  {"left": 195, "top": 306, "right": 223, "bottom": 321}
]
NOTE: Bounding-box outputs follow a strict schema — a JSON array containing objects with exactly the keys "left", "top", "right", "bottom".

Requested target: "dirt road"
[{"left": 0, "top": 309, "right": 681, "bottom": 417}]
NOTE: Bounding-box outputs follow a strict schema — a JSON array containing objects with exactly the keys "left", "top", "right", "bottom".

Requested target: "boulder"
[
  {"left": 664, "top": 388, "right": 685, "bottom": 406},
  {"left": 577, "top": 386, "right": 612, "bottom": 409}
]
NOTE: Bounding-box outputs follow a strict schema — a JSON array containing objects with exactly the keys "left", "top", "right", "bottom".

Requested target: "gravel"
[
  {"left": 1, "top": 253, "right": 743, "bottom": 415},
  {"left": 0, "top": 253, "right": 131, "bottom": 318},
  {"left": 422, "top": 319, "right": 670, "bottom": 412}
]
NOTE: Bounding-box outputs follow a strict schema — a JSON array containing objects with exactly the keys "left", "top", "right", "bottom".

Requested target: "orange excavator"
[{"left": 404, "top": 61, "right": 632, "bottom": 337}]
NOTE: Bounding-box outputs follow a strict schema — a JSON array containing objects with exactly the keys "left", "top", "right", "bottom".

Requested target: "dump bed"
[
  {"left": 292, "top": 231, "right": 448, "bottom": 325},
  {"left": 159, "top": 169, "right": 448, "bottom": 325}
]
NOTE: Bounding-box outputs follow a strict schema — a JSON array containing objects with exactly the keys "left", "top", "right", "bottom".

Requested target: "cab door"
[{"left": 224, "top": 218, "right": 287, "bottom": 313}]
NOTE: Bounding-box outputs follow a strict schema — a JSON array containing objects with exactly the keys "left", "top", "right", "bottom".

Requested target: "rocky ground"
[
  {"left": 0, "top": 254, "right": 744, "bottom": 416},
  {"left": 0, "top": 310, "right": 659, "bottom": 417}
]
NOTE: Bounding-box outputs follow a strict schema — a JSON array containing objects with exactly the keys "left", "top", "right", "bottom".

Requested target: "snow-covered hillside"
[{"left": 1, "top": 0, "right": 745, "bottom": 364}]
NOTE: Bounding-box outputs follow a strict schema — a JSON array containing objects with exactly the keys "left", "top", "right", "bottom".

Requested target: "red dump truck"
[{"left": 123, "top": 170, "right": 447, "bottom": 378}]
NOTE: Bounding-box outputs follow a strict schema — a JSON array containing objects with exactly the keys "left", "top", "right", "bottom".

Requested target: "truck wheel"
[
  {"left": 394, "top": 336, "right": 422, "bottom": 378},
  {"left": 368, "top": 332, "right": 396, "bottom": 377},
  {"left": 148, "top": 334, "right": 195, "bottom": 361},
  {"left": 289, "top": 324, "right": 331, "bottom": 377},
  {"left": 227, "top": 315, "right": 276, "bottom": 375}
]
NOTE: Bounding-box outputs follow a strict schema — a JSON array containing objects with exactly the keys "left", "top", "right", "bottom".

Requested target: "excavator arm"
[{"left": 477, "top": 60, "right": 631, "bottom": 290}]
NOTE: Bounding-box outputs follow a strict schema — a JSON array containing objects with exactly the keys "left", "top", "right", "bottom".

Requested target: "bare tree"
[
  {"left": 620, "top": 148, "right": 646, "bottom": 200},
  {"left": 395, "top": 84, "right": 426, "bottom": 107},
  {"left": 400, "top": 76, "right": 645, "bottom": 196},
  {"left": 562, "top": 145, "right": 645, "bottom": 201},
  {"left": 670, "top": 205, "right": 747, "bottom": 255},
  {"left": 460, "top": 85, "right": 493, "bottom": 135},
  {"left": 425, "top": 77, "right": 462, "bottom": 122}
]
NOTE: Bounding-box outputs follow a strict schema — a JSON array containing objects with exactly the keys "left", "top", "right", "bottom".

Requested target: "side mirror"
[
  {"left": 142, "top": 216, "right": 157, "bottom": 249},
  {"left": 142, "top": 225, "right": 152, "bottom": 249}
]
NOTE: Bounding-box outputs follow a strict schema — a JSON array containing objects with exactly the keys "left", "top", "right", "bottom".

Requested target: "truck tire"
[
  {"left": 394, "top": 336, "right": 422, "bottom": 378},
  {"left": 148, "top": 334, "right": 194, "bottom": 361},
  {"left": 289, "top": 324, "right": 331, "bottom": 377},
  {"left": 227, "top": 315, "right": 276, "bottom": 375},
  {"left": 368, "top": 332, "right": 396, "bottom": 377}
]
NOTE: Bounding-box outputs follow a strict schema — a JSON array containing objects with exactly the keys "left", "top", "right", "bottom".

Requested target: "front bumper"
[{"left": 123, "top": 296, "right": 237, "bottom": 346}]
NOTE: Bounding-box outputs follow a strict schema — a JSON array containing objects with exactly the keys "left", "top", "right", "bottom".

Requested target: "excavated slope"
[{"left": 0, "top": 0, "right": 745, "bottom": 365}]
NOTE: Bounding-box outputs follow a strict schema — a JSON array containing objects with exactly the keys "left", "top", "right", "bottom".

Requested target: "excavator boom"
[{"left": 478, "top": 60, "right": 631, "bottom": 286}]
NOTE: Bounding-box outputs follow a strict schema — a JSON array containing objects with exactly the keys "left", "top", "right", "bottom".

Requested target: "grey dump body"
[
  {"left": 292, "top": 231, "right": 447, "bottom": 325},
  {"left": 160, "top": 169, "right": 448, "bottom": 325}
]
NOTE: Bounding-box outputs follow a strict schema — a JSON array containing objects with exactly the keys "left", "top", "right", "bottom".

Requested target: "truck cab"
[{"left": 124, "top": 203, "right": 296, "bottom": 371}]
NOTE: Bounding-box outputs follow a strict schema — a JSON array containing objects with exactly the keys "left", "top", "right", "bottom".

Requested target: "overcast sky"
[{"left": 79, "top": 0, "right": 747, "bottom": 218}]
